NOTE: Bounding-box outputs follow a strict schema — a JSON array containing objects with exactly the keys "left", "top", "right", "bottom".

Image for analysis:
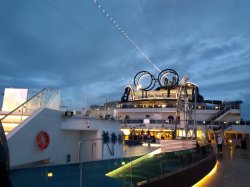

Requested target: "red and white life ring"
[{"left": 36, "top": 131, "right": 50, "bottom": 151}]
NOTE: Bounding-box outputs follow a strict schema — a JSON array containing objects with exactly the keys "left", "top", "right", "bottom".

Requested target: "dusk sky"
[{"left": 0, "top": 0, "right": 249, "bottom": 119}]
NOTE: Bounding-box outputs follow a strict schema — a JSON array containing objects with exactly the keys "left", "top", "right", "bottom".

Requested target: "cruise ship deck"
[{"left": 195, "top": 145, "right": 250, "bottom": 187}]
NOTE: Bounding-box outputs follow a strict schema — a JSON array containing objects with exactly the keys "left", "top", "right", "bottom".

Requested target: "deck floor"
[{"left": 195, "top": 145, "right": 250, "bottom": 187}]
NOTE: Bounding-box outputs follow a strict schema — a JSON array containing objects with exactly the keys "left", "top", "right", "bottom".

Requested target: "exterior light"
[
  {"left": 122, "top": 162, "right": 125, "bottom": 165},
  {"left": 47, "top": 172, "right": 53, "bottom": 177},
  {"left": 137, "top": 85, "right": 142, "bottom": 90},
  {"left": 193, "top": 161, "right": 218, "bottom": 186}
]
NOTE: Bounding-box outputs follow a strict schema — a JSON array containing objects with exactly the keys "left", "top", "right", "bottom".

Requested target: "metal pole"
[
  {"left": 194, "top": 87, "right": 197, "bottom": 139},
  {"left": 174, "top": 87, "right": 181, "bottom": 140},
  {"left": 105, "top": 97, "right": 107, "bottom": 115},
  {"left": 21, "top": 106, "right": 23, "bottom": 122},
  {"left": 39, "top": 93, "right": 42, "bottom": 108},
  {"left": 174, "top": 104, "right": 178, "bottom": 140},
  {"left": 91, "top": 140, "right": 94, "bottom": 161},
  {"left": 78, "top": 140, "right": 83, "bottom": 187}
]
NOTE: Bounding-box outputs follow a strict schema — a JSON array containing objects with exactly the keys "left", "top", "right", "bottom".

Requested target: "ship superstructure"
[{"left": 111, "top": 69, "right": 244, "bottom": 142}]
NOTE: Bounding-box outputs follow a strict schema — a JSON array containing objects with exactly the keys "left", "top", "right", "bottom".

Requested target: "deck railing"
[
  {"left": 10, "top": 144, "right": 214, "bottom": 187},
  {"left": 120, "top": 119, "right": 250, "bottom": 126}
]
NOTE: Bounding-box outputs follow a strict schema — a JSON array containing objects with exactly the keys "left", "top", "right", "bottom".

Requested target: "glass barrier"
[
  {"left": 10, "top": 143, "right": 213, "bottom": 187},
  {"left": 1, "top": 88, "right": 60, "bottom": 133}
]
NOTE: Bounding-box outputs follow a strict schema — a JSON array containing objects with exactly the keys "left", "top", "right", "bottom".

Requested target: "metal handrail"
[
  {"left": 0, "top": 87, "right": 51, "bottom": 122},
  {"left": 207, "top": 105, "right": 231, "bottom": 122}
]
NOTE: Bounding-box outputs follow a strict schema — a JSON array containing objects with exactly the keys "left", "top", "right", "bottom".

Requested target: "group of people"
[{"left": 129, "top": 129, "right": 156, "bottom": 143}]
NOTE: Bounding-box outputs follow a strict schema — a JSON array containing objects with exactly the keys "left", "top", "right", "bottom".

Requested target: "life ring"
[{"left": 36, "top": 131, "right": 50, "bottom": 151}]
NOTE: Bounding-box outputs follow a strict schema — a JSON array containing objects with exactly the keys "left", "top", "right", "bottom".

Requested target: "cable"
[
  {"left": 138, "top": 0, "right": 158, "bottom": 46},
  {"left": 92, "top": 0, "right": 161, "bottom": 72},
  {"left": 44, "top": 0, "right": 119, "bottom": 56}
]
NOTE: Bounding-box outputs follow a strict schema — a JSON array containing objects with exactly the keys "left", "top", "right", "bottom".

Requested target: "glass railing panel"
[
  {"left": 24, "top": 93, "right": 43, "bottom": 113},
  {"left": 1, "top": 88, "right": 59, "bottom": 123},
  {"left": 82, "top": 157, "right": 132, "bottom": 187},
  {"left": 178, "top": 149, "right": 195, "bottom": 168},
  {"left": 160, "top": 151, "right": 181, "bottom": 174},
  {"left": 9, "top": 143, "right": 214, "bottom": 187},
  {"left": 130, "top": 151, "right": 163, "bottom": 184}
]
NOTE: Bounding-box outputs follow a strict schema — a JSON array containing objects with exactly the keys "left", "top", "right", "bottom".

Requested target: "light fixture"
[{"left": 47, "top": 172, "right": 53, "bottom": 177}]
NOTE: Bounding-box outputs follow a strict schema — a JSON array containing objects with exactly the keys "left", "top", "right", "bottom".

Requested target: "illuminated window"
[{"left": 47, "top": 172, "right": 53, "bottom": 177}]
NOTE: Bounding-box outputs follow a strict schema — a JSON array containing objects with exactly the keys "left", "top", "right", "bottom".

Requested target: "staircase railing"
[
  {"left": 221, "top": 122, "right": 233, "bottom": 131},
  {"left": 0, "top": 88, "right": 57, "bottom": 122},
  {"left": 207, "top": 105, "right": 231, "bottom": 122}
]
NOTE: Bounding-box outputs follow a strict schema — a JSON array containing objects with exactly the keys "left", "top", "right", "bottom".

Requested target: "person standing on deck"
[{"left": 217, "top": 134, "right": 223, "bottom": 155}]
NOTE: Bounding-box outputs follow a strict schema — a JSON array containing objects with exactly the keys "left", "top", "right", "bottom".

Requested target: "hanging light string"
[{"left": 92, "top": 0, "right": 161, "bottom": 73}]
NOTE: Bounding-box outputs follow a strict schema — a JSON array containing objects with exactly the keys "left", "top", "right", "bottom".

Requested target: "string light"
[{"left": 92, "top": 0, "right": 161, "bottom": 72}]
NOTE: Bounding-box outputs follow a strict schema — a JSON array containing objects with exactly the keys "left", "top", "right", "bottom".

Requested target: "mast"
[
  {"left": 194, "top": 87, "right": 197, "bottom": 139},
  {"left": 174, "top": 75, "right": 189, "bottom": 139}
]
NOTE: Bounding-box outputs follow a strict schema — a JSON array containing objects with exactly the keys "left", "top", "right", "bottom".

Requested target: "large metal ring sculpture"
[
  {"left": 133, "top": 69, "right": 179, "bottom": 91},
  {"left": 133, "top": 71, "right": 156, "bottom": 91},
  {"left": 158, "top": 69, "right": 179, "bottom": 89}
]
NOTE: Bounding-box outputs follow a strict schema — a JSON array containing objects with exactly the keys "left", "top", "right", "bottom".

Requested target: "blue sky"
[{"left": 0, "top": 0, "right": 249, "bottom": 119}]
